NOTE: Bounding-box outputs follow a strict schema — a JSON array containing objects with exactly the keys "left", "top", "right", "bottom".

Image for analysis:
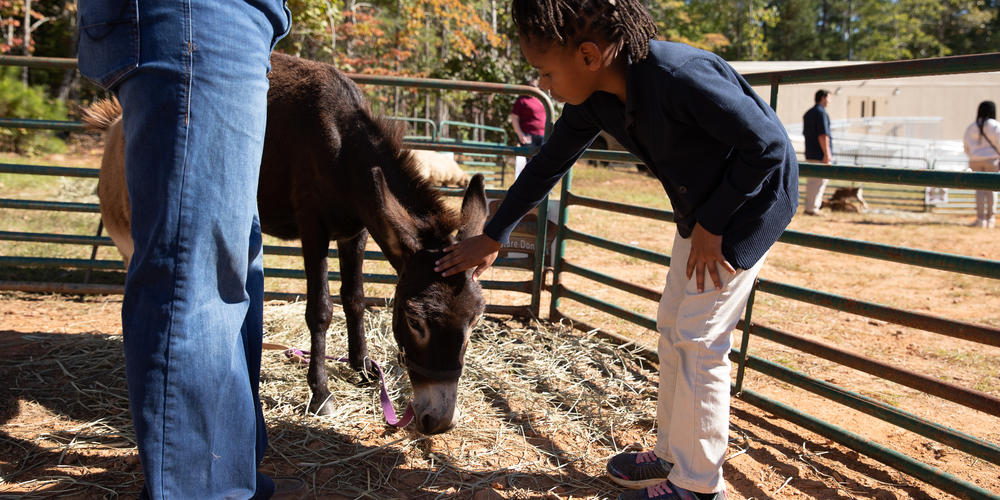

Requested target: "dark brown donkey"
[{"left": 83, "top": 52, "right": 487, "bottom": 435}]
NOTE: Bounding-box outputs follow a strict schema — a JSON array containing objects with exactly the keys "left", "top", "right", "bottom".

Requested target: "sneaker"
[
  {"left": 606, "top": 450, "right": 673, "bottom": 489},
  {"left": 617, "top": 480, "right": 727, "bottom": 500},
  {"left": 270, "top": 476, "right": 307, "bottom": 500}
]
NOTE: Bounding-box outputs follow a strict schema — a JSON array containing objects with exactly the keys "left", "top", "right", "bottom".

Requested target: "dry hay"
[
  {"left": 259, "top": 301, "right": 659, "bottom": 498},
  {"left": 0, "top": 301, "right": 668, "bottom": 499}
]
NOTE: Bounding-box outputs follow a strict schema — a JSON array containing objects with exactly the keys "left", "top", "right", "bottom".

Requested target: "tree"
[
  {"left": 766, "top": 0, "right": 822, "bottom": 60},
  {"left": 687, "top": 0, "right": 778, "bottom": 60},
  {"left": 850, "top": 0, "right": 948, "bottom": 60}
]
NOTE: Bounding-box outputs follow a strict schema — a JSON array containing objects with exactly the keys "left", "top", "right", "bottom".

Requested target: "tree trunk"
[
  {"left": 22, "top": 0, "right": 32, "bottom": 86},
  {"left": 56, "top": 69, "right": 77, "bottom": 102}
]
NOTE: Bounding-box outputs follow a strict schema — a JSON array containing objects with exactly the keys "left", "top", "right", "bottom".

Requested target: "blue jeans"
[{"left": 77, "top": 1, "right": 290, "bottom": 498}]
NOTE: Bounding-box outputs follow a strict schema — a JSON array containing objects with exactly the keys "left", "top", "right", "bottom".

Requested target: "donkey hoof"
[
  {"left": 309, "top": 397, "right": 335, "bottom": 416},
  {"left": 351, "top": 357, "right": 377, "bottom": 383}
]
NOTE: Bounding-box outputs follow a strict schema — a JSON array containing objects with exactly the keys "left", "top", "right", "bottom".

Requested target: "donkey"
[{"left": 82, "top": 52, "right": 486, "bottom": 435}]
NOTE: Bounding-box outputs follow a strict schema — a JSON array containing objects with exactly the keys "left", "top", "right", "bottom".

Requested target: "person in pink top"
[{"left": 510, "top": 76, "right": 547, "bottom": 147}]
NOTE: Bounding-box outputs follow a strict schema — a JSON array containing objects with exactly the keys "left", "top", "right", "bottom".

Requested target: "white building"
[{"left": 730, "top": 61, "right": 1000, "bottom": 171}]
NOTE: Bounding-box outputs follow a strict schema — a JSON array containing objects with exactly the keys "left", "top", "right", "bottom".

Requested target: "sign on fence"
[{"left": 487, "top": 198, "right": 560, "bottom": 267}]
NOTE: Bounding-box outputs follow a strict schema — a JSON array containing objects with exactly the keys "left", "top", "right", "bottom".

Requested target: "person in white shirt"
[{"left": 963, "top": 100, "right": 1000, "bottom": 228}]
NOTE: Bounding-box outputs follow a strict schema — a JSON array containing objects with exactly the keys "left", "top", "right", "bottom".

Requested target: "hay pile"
[
  {"left": 259, "top": 301, "right": 659, "bottom": 498},
  {"left": 1, "top": 301, "right": 660, "bottom": 499}
]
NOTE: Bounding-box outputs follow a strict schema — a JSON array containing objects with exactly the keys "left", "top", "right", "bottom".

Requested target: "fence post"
[{"left": 733, "top": 280, "right": 758, "bottom": 395}]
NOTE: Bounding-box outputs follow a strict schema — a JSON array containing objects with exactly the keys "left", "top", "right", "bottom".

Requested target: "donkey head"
[{"left": 370, "top": 168, "right": 487, "bottom": 434}]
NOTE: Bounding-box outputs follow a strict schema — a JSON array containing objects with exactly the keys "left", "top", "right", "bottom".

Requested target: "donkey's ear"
[
  {"left": 458, "top": 174, "right": 487, "bottom": 241},
  {"left": 371, "top": 167, "right": 419, "bottom": 263}
]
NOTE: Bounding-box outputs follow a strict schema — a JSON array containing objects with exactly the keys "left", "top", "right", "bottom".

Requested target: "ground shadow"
[
  {"left": 728, "top": 406, "right": 937, "bottom": 499},
  {"left": 1, "top": 328, "right": 626, "bottom": 499}
]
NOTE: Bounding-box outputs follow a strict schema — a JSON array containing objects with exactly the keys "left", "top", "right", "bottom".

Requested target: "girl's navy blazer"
[{"left": 486, "top": 40, "right": 798, "bottom": 270}]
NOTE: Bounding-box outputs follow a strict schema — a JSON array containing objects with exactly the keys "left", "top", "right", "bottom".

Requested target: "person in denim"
[
  {"left": 77, "top": 1, "right": 300, "bottom": 498},
  {"left": 435, "top": 0, "right": 797, "bottom": 499}
]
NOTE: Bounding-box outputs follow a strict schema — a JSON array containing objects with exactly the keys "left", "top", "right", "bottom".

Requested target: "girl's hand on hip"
[
  {"left": 686, "top": 222, "right": 736, "bottom": 292},
  {"left": 435, "top": 234, "right": 501, "bottom": 280}
]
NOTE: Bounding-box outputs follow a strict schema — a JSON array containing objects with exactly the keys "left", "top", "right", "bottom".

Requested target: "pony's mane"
[{"left": 371, "top": 114, "right": 462, "bottom": 236}]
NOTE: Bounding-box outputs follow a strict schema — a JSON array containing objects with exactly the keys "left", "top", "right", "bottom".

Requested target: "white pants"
[
  {"left": 653, "top": 231, "right": 767, "bottom": 493},
  {"left": 804, "top": 177, "right": 829, "bottom": 212},
  {"left": 970, "top": 159, "right": 998, "bottom": 222}
]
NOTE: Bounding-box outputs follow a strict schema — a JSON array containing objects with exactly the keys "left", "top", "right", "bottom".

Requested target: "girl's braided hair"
[{"left": 511, "top": 0, "right": 658, "bottom": 62}]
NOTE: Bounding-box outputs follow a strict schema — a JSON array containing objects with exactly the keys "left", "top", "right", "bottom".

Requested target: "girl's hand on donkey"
[
  {"left": 436, "top": 234, "right": 502, "bottom": 280},
  {"left": 686, "top": 223, "right": 736, "bottom": 292}
]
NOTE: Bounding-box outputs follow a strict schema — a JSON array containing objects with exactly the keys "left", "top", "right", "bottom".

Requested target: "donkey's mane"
[
  {"left": 371, "top": 113, "right": 461, "bottom": 234},
  {"left": 79, "top": 97, "right": 122, "bottom": 131}
]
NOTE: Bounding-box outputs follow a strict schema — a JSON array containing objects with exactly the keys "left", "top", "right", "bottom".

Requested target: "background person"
[
  {"left": 77, "top": 1, "right": 303, "bottom": 498},
  {"left": 435, "top": 0, "right": 798, "bottom": 498},
  {"left": 802, "top": 89, "right": 833, "bottom": 216},
  {"left": 963, "top": 100, "right": 1000, "bottom": 228},
  {"left": 511, "top": 75, "right": 548, "bottom": 178},
  {"left": 510, "top": 75, "right": 547, "bottom": 147}
]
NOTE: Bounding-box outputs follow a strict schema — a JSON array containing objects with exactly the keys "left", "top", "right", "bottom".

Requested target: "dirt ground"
[
  {"left": 0, "top": 292, "right": 997, "bottom": 499},
  {"left": 1, "top": 145, "right": 998, "bottom": 498}
]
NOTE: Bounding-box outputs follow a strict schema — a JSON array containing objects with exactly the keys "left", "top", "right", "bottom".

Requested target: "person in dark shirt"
[
  {"left": 434, "top": 1, "right": 797, "bottom": 499},
  {"left": 802, "top": 89, "right": 833, "bottom": 215}
]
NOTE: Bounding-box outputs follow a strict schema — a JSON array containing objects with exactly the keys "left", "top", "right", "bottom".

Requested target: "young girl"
[{"left": 435, "top": 1, "right": 798, "bottom": 498}]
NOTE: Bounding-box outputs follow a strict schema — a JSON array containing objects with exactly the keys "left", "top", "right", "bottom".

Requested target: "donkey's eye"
[{"left": 407, "top": 316, "right": 421, "bottom": 332}]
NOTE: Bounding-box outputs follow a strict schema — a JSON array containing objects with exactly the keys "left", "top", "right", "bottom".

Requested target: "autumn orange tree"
[{"left": 279, "top": 0, "right": 517, "bottom": 141}]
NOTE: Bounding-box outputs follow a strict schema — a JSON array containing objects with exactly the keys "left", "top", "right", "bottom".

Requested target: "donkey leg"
[
  {"left": 300, "top": 231, "right": 335, "bottom": 415},
  {"left": 337, "top": 230, "right": 373, "bottom": 378}
]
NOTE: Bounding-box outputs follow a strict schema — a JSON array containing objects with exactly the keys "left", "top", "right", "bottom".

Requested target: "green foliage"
[
  {"left": 0, "top": 67, "right": 68, "bottom": 155},
  {"left": 766, "top": 0, "right": 823, "bottom": 60}
]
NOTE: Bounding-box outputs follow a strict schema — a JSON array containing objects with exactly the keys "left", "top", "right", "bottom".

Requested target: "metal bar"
[
  {"left": 0, "top": 118, "right": 88, "bottom": 132},
  {"left": 563, "top": 227, "right": 669, "bottom": 266},
  {"left": 743, "top": 52, "right": 1000, "bottom": 86},
  {"left": 0, "top": 230, "right": 113, "bottom": 246},
  {"left": 84, "top": 221, "right": 104, "bottom": 285},
  {"left": 549, "top": 172, "right": 573, "bottom": 319},
  {"left": 0, "top": 163, "right": 100, "bottom": 177},
  {"left": 0, "top": 281, "right": 533, "bottom": 318},
  {"left": 557, "top": 285, "right": 657, "bottom": 331},
  {"left": 733, "top": 281, "right": 758, "bottom": 394},
  {"left": 737, "top": 388, "right": 1000, "bottom": 500},
  {"left": 401, "top": 140, "right": 528, "bottom": 157},
  {"left": 0, "top": 55, "right": 79, "bottom": 69},
  {"left": 798, "top": 164, "right": 1000, "bottom": 191},
  {"left": 560, "top": 260, "right": 662, "bottom": 302},
  {"left": 0, "top": 199, "right": 99, "bottom": 213},
  {"left": 347, "top": 74, "right": 556, "bottom": 138},
  {"left": 733, "top": 350, "right": 1000, "bottom": 466},
  {"left": 0, "top": 256, "right": 123, "bottom": 269},
  {"left": 757, "top": 279, "right": 1000, "bottom": 348},
  {"left": 769, "top": 80, "right": 779, "bottom": 111},
  {"left": 0, "top": 281, "right": 124, "bottom": 295},
  {"left": 777, "top": 230, "right": 1000, "bottom": 279},
  {"left": 566, "top": 191, "right": 674, "bottom": 222},
  {"left": 531, "top": 196, "right": 549, "bottom": 317},
  {"left": 750, "top": 323, "right": 1000, "bottom": 417}
]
